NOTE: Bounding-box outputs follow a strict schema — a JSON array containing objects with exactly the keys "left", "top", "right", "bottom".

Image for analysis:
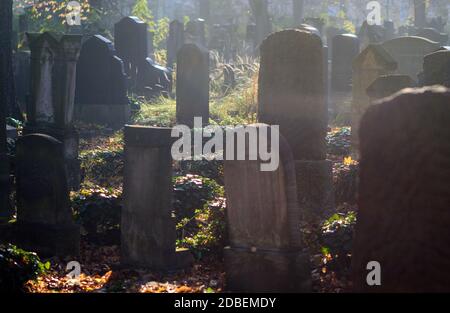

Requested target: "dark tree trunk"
[
  {"left": 293, "top": 0, "right": 305, "bottom": 26},
  {"left": 0, "top": 0, "right": 13, "bottom": 216},
  {"left": 414, "top": 0, "right": 427, "bottom": 29}
]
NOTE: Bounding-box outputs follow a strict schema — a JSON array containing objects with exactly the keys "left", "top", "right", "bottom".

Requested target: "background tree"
[{"left": 249, "top": 0, "right": 272, "bottom": 47}]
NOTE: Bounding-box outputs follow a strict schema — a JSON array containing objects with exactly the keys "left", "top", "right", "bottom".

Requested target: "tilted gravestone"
[
  {"left": 15, "top": 134, "right": 80, "bottom": 256},
  {"left": 224, "top": 124, "right": 310, "bottom": 292},
  {"left": 352, "top": 44, "right": 397, "bottom": 156},
  {"left": 258, "top": 29, "right": 334, "bottom": 219},
  {"left": 137, "top": 57, "right": 173, "bottom": 98},
  {"left": 25, "top": 32, "right": 82, "bottom": 189},
  {"left": 352, "top": 86, "right": 450, "bottom": 292},
  {"left": 381, "top": 36, "right": 439, "bottom": 81},
  {"left": 122, "top": 126, "right": 193, "bottom": 271},
  {"left": 366, "top": 74, "right": 415, "bottom": 101},
  {"left": 176, "top": 43, "right": 210, "bottom": 128},
  {"left": 167, "top": 20, "right": 185, "bottom": 68},
  {"left": 423, "top": 50, "right": 450, "bottom": 87},
  {"left": 75, "top": 35, "right": 129, "bottom": 127}
]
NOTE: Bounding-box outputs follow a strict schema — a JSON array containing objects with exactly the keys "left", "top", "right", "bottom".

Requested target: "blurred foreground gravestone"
[
  {"left": 176, "top": 43, "right": 210, "bottom": 128},
  {"left": 423, "top": 50, "right": 450, "bottom": 87},
  {"left": 224, "top": 124, "right": 311, "bottom": 292},
  {"left": 258, "top": 29, "right": 334, "bottom": 219},
  {"left": 351, "top": 44, "right": 397, "bottom": 157},
  {"left": 15, "top": 134, "right": 80, "bottom": 257},
  {"left": 75, "top": 35, "right": 129, "bottom": 127},
  {"left": 121, "top": 126, "right": 193, "bottom": 271},
  {"left": 352, "top": 86, "right": 450, "bottom": 292},
  {"left": 25, "top": 32, "right": 82, "bottom": 189}
]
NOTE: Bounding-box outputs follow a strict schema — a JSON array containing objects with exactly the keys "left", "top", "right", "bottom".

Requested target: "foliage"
[
  {"left": 0, "top": 244, "right": 49, "bottom": 293},
  {"left": 334, "top": 160, "right": 359, "bottom": 205},
  {"left": 320, "top": 211, "right": 356, "bottom": 275},
  {"left": 132, "top": 96, "right": 176, "bottom": 127},
  {"left": 71, "top": 186, "right": 122, "bottom": 242},
  {"left": 327, "top": 127, "right": 351, "bottom": 156},
  {"left": 179, "top": 160, "right": 224, "bottom": 185},
  {"left": 173, "top": 175, "right": 226, "bottom": 257}
]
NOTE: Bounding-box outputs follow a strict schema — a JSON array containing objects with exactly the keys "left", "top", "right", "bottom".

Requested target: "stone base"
[
  {"left": 23, "top": 125, "right": 80, "bottom": 190},
  {"left": 295, "top": 160, "right": 334, "bottom": 220},
  {"left": 121, "top": 248, "right": 194, "bottom": 273},
  {"left": 14, "top": 222, "right": 80, "bottom": 257},
  {"left": 77, "top": 104, "right": 130, "bottom": 128},
  {"left": 224, "top": 246, "right": 311, "bottom": 293}
]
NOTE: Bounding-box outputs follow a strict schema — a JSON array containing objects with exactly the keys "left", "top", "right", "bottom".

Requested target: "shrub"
[
  {"left": 327, "top": 127, "right": 351, "bottom": 156},
  {"left": 0, "top": 244, "right": 49, "bottom": 293}
]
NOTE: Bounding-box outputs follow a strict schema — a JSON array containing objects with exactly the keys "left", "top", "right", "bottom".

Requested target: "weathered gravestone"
[
  {"left": 381, "top": 36, "right": 440, "bottom": 81},
  {"left": 122, "top": 126, "right": 193, "bottom": 271},
  {"left": 331, "top": 34, "right": 360, "bottom": 116},
  {"left": 352, "top": 86, "right": 450, "bottom": 292},
  {"left": 75, "top": 35, "right": 129, "bottom": 127},
  {"left": 25, "top": 32, "right": 82, "bottom": 189},
  {"left": 138, "top": 57, "right": 173, "bottom": 98},
  {"left": 176, "top": 44, "right": 210, "bottom": 128},
  {"left": 224, "top": 124, "right": 310, "bottom": 292},
  {"left": 258, "top": 30, "right": 334, "bottom": 218},
  {"left": 167, "top": 20, "right": 185, "bottom": 68},
  {"left": 366, "top": 75, "right": 415, "bottom": 101},
  {"left": 15, "top": 134, "right": 80, "bottom": 257},
  {"left": 352, "top": 44, "right": 397, "bottom": 156},
  {"left": 423, "top": 50, "right": 450, "bottom": 87},
  {"left": 359, "top": 21, "right": 385, "bottom": 50}
]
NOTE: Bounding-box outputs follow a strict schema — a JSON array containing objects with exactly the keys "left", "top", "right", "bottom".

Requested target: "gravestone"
[
  {"left": 75, "top": 35, "right": 129, "bottom": 127},
  {"left": 167, "top": 20, "right": 185, "bottom": 68},
  {"left": 25, "top": 32, "right": 82, "bottom": 189},
  {"left": 382, "top": 36, "right": 439, "bottom": 81},
  {"left": 258, "top": 30, "right": 334, "bottom": 218},
  {"left": 359, "top": 21, "right": 385, "bottom": 50},
  {"left": 176, "top": 43, "right": 210, "bottom": 128},
  {"left": 415, "top": 28, "right": 448, "bottom": 46},
  {"left": 15, "top": 134, "right": 80, "bottom": 256},
  {"left": 331, "top": 34, "right": 360, "bottom": 116},
  {"left": 185, "top": 18, "right": 206, "bottom": 47},
  {"left": 13, "top": 50, "right": 31, "bottom": 113},
  {"left": 114, "top": 16, "right": 149, "bottom": 82},
  {"left": 366, "top": 75, "right": 415, "bottom": 100},
  {"left": 423, "top": 50, "right": 450, "bottom": 87},
  {"left": 224, "top": 124, "right": 311, "bottom": 292},
  {"left": 0, "top": 92, "right": 8, "bottom": 218},
  {"left": 325, "top": 26, "right": 345, "bottom": 56},
  {"left": 352, "top": 86, "right": 450, "bottom": 292},
  {"left": 122, "top": 126, "right": 193, "bottom": 271},
  {"left": 137, "top": 57, "right": 173, "bottom": 98},
  {"left": 246, "top": 23, "right": 257, "bottom": 54},
  {"left": 352, "top": 44, "right": 397, "bottom": 156}
]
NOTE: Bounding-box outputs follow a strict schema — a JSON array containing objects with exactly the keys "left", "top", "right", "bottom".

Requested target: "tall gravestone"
[
  {"left": 331, "top": 34, "right": 360, "bottom": 116},
  {"left": 15, "top": 134, "right": 80, "bottom": 256},
  {"left": 352, "top": 86, "right": 450, "bottom": 292},
  {"left": 122, "top": 126, "right": 193, "bottom": 271},
  {"left": 381, "top": 36, "right": 439, "bottom": 81},
  {"left": 224, "top": 124, "right": 310, "bottom": 292},
  {"left": 351, "top": 44, "right": 397, "bottom": 156},
  {"left": 258, "top": 30, "right": 333, "bottom": 219},
  {"left": 366, "top": 75, "right": 415, "bottom": 101},
  {"left": 25, "top": 32, "right": 82, "bottom": 189},
  {"left": 176, "top": 43, "right": 210, "bottom": 128},
  {"left": 13, "top": 50, "right": 31, "bottom": 114},
  {"left": 114, "top": 17, "right": 149, "bottom": 84},
  {"left": 75, "top": 35, "right": 129, "bottom": 127},
  {"left": 423, "top": 50, "right": 450, "bottom": 87},
  {"left": 416, "top": 28, "right": 448, "bottom": 46},
  {"left": 167, "top": 20, "right": 185, "bottom": 68}
]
